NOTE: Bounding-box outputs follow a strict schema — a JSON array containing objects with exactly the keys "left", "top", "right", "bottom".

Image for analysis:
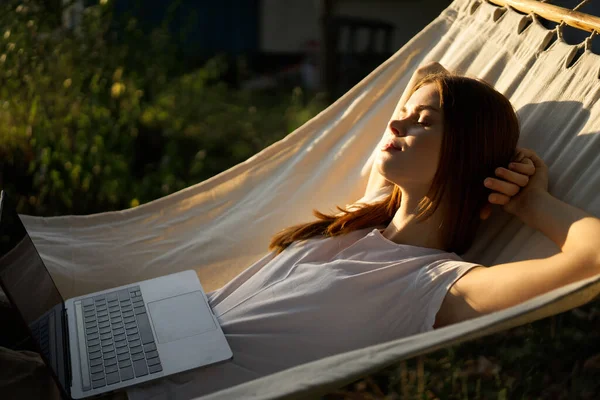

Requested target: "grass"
[{"left": 323, "top": 299, "right": 600, "bottom": 399}]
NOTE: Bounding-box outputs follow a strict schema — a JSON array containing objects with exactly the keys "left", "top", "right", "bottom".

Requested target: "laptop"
[{"left": 0, "top": 190, "right": 233, "bottom": 399}]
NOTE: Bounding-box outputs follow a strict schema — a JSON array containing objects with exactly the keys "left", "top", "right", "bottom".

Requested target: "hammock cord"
[{"left": 573, "top": 0, "right": 592, "bottom": 12}]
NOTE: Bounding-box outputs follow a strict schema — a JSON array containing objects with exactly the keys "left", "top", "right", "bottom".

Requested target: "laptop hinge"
[{"left": 63, "top": 307, "right": 72, "bottom": 389}]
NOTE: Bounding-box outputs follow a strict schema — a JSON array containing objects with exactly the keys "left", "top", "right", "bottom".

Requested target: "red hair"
[{"left": 269, "top": 72, "right": 520, "bottom": 255}]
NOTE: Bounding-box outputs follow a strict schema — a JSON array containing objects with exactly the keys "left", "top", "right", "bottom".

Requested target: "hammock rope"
[
  {"left": 488, "top": 0, "right": 600, "bottom": 32},
  {"left": 13, "top": 1, "right": 600, "bottom": 399}
]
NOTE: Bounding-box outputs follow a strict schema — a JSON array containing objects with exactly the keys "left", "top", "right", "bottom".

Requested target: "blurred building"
[
  {"left": 61, "top": 0, "right": 453, "bottom": 96},
  {"left": 261, "top": 0, "right": 452, "bottom": 97}
]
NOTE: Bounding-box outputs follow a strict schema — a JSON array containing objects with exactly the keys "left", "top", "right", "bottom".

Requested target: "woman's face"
[{"left": 376, "top": 83, "right": 444, "bottom": 189}]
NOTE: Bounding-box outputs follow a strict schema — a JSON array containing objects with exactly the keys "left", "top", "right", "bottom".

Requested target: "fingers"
[
  {"left": 485, "top": 177, "right": 519, "bottom": 197},
  {"left": 513, "top": 148, "right": 547, "bottom": 170},
  {"left": 495, "top": 167, "right": 529, "bottom": 187},
  {"left": 483, "top": 148, "right": 545, "bottom": 211},
  {"left": 488, "top": 192, "right": 510, "bottom": 205},
  {"left": 485, "top": 162, "right": 532, "bottom": 197},
  {"left": 479, "top": 203, "right": 492, "bottom": 220},
  {"left": 512, "top": 149, "right": 525, "bottom": 163},
  {"left": 508, "top": 158, "right": 535, "bottom": 176}
]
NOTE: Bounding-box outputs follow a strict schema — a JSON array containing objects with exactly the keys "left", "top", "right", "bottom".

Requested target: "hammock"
[{"left": 16, "top": 0, "right": 600, "bottom": 398}]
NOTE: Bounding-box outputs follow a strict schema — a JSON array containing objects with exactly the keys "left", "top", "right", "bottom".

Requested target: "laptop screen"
[{"left": 0, "top": 191, "right": 70, "bottom": 397}]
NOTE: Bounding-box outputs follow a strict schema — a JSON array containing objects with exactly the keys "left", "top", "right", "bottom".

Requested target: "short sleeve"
[{"left": 414, "top": 259, "right": 481, "bottom": 332}]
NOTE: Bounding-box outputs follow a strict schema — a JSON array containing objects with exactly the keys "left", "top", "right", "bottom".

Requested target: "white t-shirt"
[{"left": 127, "top": 227, "right": 480, "bottom": 400}]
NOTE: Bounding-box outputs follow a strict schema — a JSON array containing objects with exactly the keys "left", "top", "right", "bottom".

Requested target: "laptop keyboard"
[
  {"left": 30, "top": 313, "right": 52, "bottom": 361},
  {"left": 81, "top": 286, "right": 162, "bottom": 390}
]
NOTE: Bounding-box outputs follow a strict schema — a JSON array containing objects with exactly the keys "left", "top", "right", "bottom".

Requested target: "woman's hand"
[
  {"left": 480, "top": 148, "right": 547, "bottom": 220},
  {"left": 415, "top": 61, "right": 448, "bottom": 78},
  {"left": 394, "top": 61, "right": 449, "bottom": 119}
]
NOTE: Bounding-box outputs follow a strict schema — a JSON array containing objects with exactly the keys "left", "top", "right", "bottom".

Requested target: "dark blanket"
[
  {"left": 0, "top": 295, "right": 125, "bottom": 400},
  {"left": 0, "top": 346, "right": 128, "bottom": 400},
  {"left": 0, "top": 346, "right": 63, "bottom": 400}
]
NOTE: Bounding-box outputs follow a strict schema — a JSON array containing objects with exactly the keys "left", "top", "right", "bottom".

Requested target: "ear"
[{"left": 479, "top": 203, "right": 492, "bottom": 220}]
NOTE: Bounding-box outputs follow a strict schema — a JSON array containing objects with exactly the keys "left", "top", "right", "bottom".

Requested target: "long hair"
[{"left": 268, "top": 72, "right": 520, "bottom": 255}]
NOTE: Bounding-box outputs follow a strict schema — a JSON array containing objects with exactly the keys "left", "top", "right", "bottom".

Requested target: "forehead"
[{"left": 408, "top": 83, "right": 441, "bottom": 108}]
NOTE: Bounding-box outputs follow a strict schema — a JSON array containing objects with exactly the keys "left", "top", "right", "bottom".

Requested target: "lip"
[{"left": 380, "top": 140, "right": 402, "bottom": 151}]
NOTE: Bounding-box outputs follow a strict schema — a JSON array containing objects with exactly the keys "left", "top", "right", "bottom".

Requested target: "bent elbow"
[
  {"left": 595, "top": 252, "right": 600, "bottom": 277},
  {"left": 577, "top": 248, "right": 600, "bottom": 279}
]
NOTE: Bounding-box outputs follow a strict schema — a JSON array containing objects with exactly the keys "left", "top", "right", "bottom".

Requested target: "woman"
[{"left": 128, "top": 63, "right": 600, "bottom": 399}]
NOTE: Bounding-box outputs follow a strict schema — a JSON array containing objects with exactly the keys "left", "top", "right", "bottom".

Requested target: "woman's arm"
[
  {"left": 364, "top": 62, "right": 448, "bottom": 198},
  {"left": 435, "top": 149, "right": 600, "bottom": 328}
]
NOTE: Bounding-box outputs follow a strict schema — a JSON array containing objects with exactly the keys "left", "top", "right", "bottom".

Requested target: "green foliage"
[
  {"left": 2, "top": 3, "right": 600, "bottom": 400},
  {"left": 134, "top": 65, "right": 326, "bottom": 204},
  {"left": 327, "top": 305, "right": 600, "bottom": 399},
  {"left": 0, "top": 0, "right": 327, "bottom": 215}
]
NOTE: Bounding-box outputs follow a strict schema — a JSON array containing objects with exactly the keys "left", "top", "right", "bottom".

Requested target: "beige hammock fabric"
[{"left": 17, "top": 0, "right": 600, "bottom": 398}]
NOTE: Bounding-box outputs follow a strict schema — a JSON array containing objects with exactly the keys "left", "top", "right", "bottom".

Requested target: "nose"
[{"left": 388, "top": 118, "right": 409, "bottom": 137}]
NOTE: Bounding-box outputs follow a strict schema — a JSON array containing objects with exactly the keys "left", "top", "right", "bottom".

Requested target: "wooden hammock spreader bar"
[{"left": 486, "top": 0, "right": 600, "bottom": 33}]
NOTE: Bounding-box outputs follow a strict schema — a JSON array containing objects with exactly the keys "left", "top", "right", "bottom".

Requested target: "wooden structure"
[
  {"left": 487, "top": 0, "right": 600, "bottom": 32},
  {"left": 320, "top": 0, "right": 600, "bottom": 101}
]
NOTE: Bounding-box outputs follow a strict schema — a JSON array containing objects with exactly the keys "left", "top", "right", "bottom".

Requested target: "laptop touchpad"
[{"left": 147, "top": 291, "right": 217, "bottom": 344}]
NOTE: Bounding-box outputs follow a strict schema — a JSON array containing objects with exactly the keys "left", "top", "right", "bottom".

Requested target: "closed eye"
[{"left": 397, "top": 111, "right": 432, "bottom": 127}]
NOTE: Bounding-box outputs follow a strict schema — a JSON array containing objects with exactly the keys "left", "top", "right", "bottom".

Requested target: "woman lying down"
[{"left": 128, "top": 62, "right": 600, "bottom": 399}]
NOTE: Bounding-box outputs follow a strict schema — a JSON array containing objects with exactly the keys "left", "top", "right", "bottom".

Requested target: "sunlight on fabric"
[
  {"left": 577, "top": 129, "right": 599, "bottom": 136},
  {"left": 333, "top": 136, "right": 357, "bottom": 161},
  {"left": 16, "top": 1, "right": 600, "bottom": 399}
]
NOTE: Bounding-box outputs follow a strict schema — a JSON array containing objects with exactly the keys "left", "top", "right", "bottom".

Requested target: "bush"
[
  {"left": 133, "top": 62, "right": 326, "bottom": 205},
  {"left": 0, "top": 0, "right": 327, "bottom": 216}
]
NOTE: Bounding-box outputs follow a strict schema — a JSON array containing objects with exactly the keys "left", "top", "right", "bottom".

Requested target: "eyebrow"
[{"left": 400, "top": 105, "right": 440, "bottom": 114}]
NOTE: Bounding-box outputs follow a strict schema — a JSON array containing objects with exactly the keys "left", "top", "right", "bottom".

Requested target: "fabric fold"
[{"left": 9, "top": 0, "right": 600, "bottom": 398}]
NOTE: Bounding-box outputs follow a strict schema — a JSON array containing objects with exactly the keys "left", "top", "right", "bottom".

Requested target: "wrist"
[
  {"left": 516, "top": 189, "right": 551, "bottom": 221},
  {"left": 415, "top": 62, "right": 447, "bottom": 78}
]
